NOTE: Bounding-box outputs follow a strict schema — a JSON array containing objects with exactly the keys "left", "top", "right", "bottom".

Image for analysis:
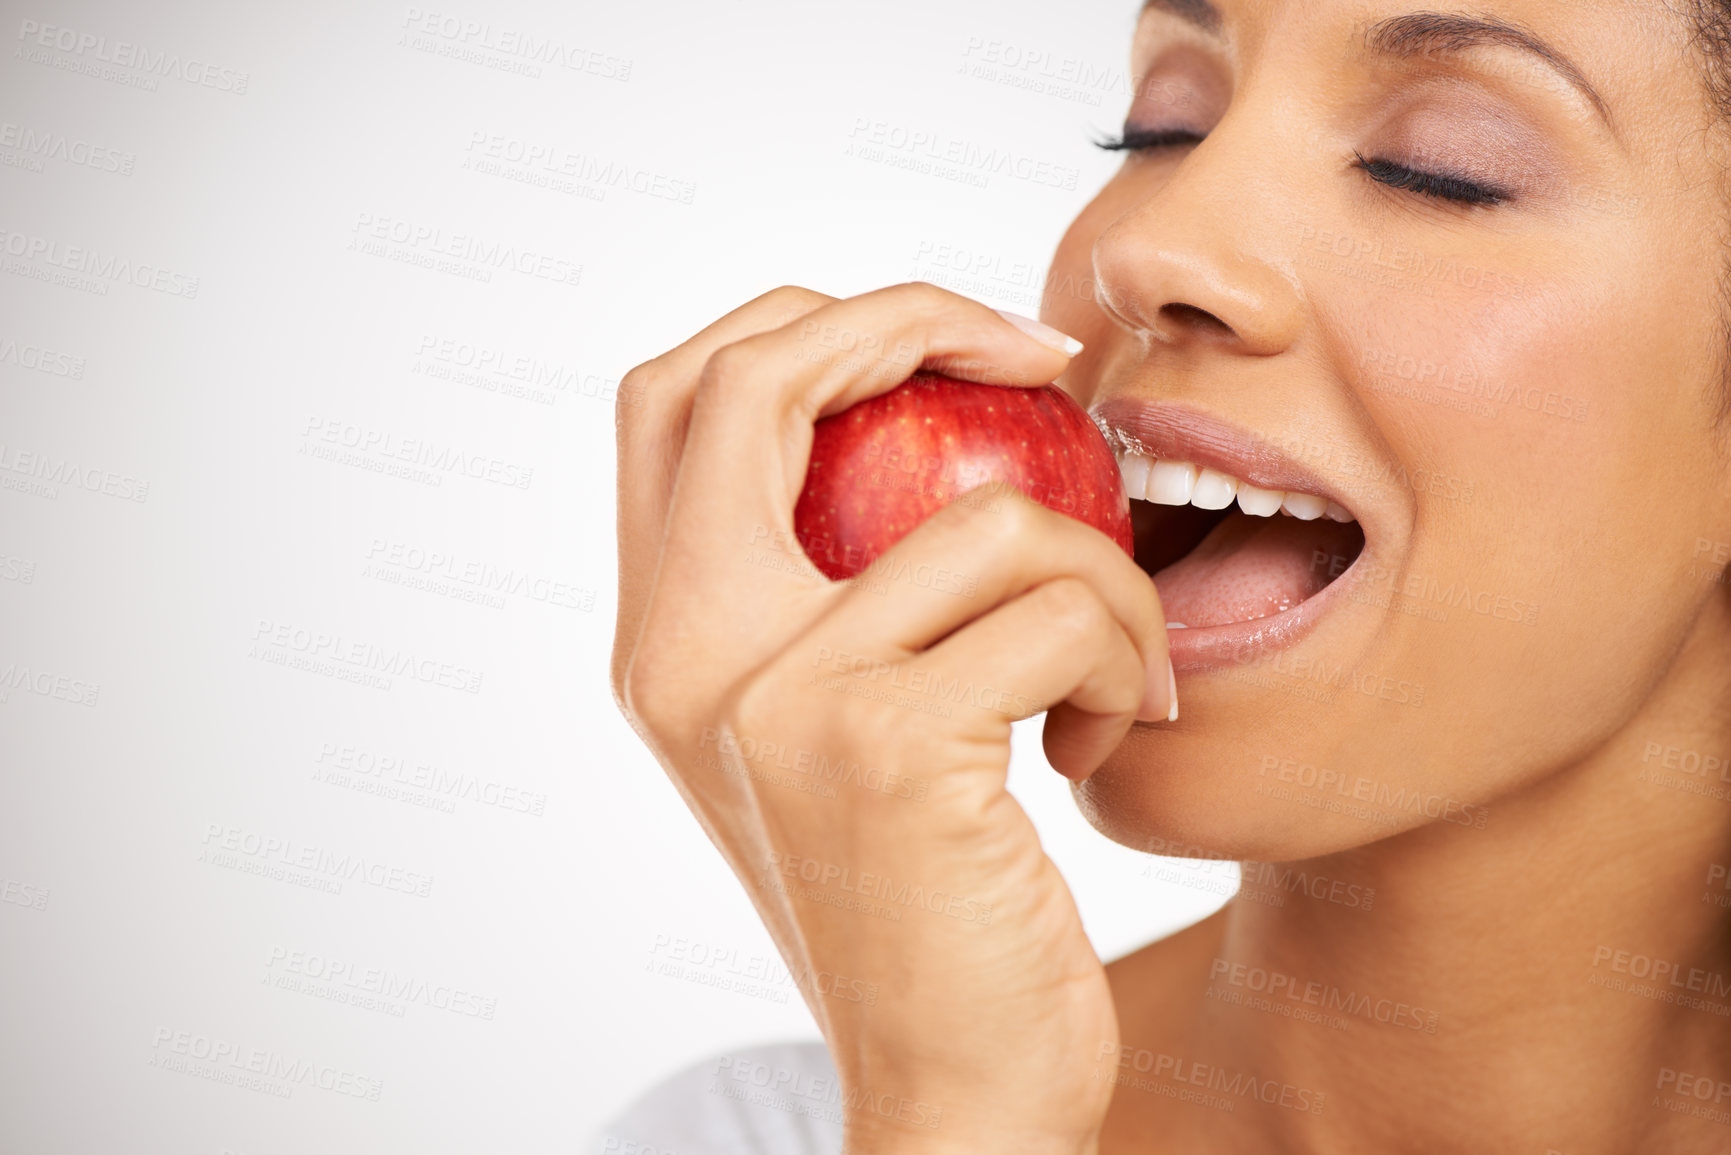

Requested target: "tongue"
[{"left": 1154, "top": 511, "right": 1362, "bottom": 628}]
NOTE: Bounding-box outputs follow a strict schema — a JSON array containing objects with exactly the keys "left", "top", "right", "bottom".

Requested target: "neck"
[{"left": 1195, "top": 605, "right": 1731, "bottom": 1153}]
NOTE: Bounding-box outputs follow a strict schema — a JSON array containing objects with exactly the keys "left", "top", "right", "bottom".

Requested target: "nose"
[{"left": 1091, "top": 135, "right": 1305, "bottom": 357}]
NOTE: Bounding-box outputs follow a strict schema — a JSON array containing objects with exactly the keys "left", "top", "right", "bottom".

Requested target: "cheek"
[
  {"left": 1351, "top": 279, "right": 1584, "bottom": 521},
  {"left": 1346, "top": 278, "right": 1682, "bottom": 732},
  {"left": 1346, "top": 249, "right": 1708, "bottom": 647}
]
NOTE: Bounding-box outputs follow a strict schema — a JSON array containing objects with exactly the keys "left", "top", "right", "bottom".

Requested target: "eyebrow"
[
  {"left": 1141, "top": 0, "right": 1223, "bottom": 37},
  {"left": 1139, "top": 3, "right": 1612, "bottom": 128},
  {"left": 1364, "top": 12, "right": 1611, "bottom": 126}
]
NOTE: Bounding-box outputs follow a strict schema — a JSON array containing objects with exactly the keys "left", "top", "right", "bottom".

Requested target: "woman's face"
[{"left": 1048, "top": 0, "right": 1731, "bottom": 859}]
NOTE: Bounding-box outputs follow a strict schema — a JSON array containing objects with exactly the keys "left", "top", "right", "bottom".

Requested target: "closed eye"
[
  {"left": 1094, "top": 130, "right": 1510, "bottom": 208},
  {"left": 1096, "top": 127, "right": 1207, "bottom": 151},
  {"left": 1352, "top": 151, "right": 1508, "bottom": 206}
]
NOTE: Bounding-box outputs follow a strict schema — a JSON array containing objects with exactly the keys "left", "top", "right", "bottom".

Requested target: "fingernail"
[
  {"left": 994, "top": 309, "right": 1084, "bottom": 357},
  {"left": 1137, "top": 655, "right": 1179, "bottom": 723}
]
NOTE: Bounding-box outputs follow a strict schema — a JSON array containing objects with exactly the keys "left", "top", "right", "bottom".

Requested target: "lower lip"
[{"left": 1162, "top": 549, "right": 1365, "bottom": 673}]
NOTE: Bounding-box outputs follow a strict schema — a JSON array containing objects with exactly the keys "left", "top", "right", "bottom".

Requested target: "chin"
[{"left": 1070, "top": 721, "right": 1418, "bottom": 866}]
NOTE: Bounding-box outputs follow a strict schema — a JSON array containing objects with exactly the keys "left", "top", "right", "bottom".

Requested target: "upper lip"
[{"left": 1090, "top": 398, "right": 1356, "bottom": 515}]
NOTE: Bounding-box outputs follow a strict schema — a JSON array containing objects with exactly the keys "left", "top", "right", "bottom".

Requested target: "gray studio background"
[{"left": 0, "top": 1, "right": 1235, "bottom": 1148}]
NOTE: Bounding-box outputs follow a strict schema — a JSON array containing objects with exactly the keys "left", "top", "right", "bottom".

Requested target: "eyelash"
[
  {"left": 1094, "top": 131, "right": 1509, "bottom": 206},
  {"left": 1096, "top": 128, "right": 1206, "bottom": 151},
  {"left": 1350, "top": 150, "right": 1507, "bottom": 206}
]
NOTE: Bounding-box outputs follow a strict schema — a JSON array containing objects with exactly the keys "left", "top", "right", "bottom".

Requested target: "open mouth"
[
  {"left": 1093, "top": 404, "right": 1368, "bottom": 666},
  {"left": 1118, "top": 452, "right": 1366, "bottom": 628}
]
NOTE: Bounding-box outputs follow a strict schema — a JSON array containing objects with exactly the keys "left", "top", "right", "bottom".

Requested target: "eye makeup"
[{"left": 1101, "top": 50, "right": 1564, "bottom": 213}]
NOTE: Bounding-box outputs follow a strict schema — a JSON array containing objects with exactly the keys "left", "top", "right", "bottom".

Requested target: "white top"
[{"left": 591, "top": 1040, "right": 844, "bottom": 1155}]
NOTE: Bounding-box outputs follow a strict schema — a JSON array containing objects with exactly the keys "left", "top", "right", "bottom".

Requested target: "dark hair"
[
  {"left": 1686, "top": 1, "right": 1731, "bottom": 427},
  {"left": 1689, "top": 1, "right": 1731, "bottom": 119}
]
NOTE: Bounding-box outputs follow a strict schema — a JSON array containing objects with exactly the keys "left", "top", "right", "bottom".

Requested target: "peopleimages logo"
[
  {"left": 760, "top": 851, "right": 992, "bottom": 924},
  {"left": 1, "top": 877, "right": 50, "bottom": 910},
  {"left": 201, "top": 823, "right": 435, "bottom": 898},
  {"left": 15, "top": 20, "right": 251, "bottom": 93},
  {"left": 314, "top": 741, "right": 549, "bottom": 815},
  {"left": 0, "top": 122, "right": 134, "bottom": 174},
  {"left": 0, "top": 336, "right": 85, "bottom": 378},
  {"left": 301, "top": 418, "right": 534, "bottom": 490},
  {"left": 698, "top": 726, "right": 929, "bottom": 802},
  {"left": 0, "top": 443, "right": 148, "bottom": 501},
  {"left": 349, "top": 212, "right": 581, "bottom": 287},
  {"left": 708, "top": 1054, "right": 942, "bottom": 1130},
  {"left": 463, "top": 132, "right": 695, "bottom": 203},
  {"left": 1238, "top": 860, "right": 1375, "bottom": 911},
  {"left": 363, "top": 539, "right": 590, "bottom": 611},
  {"left": 249, "top": 618, "right": 485, "bottom": 694},
  {"left": 845, "top": 118, "right": 1080, "bottom": 190},
  {"left": 265, "top": 946, "right": 498, "bottom": 1019},
  {"left": 647, "top": 933, "right": 879, "bottom": 1006},
  {"left": 0, "top": 227, "right": 199, "bottom": 297},
  {"left": 413, "top": 335, "right": 632, "bottom": 406},
  {"left": 149, "top": 1028, "right": 381, "bottom": 1100},
  {"left": 956, "top": 35, "right": 1131, "bottom": 104},
  {"left": 399, "top": 8, "right": 632, "bottom": 80},
  {"left": 1207, "top": 959, "right": 1438, "bottom": 1033},
  {"left": 0, "top": 662, "right": 99, "bottom": 707},
  {"left": 1590, "top": 945, "right": 1731, "bottom": 999},
  {"left": 1096, "top": 1042, "right": 1326, "bottom": 1115},
  {"left": 1257, "top": 755, "right": 1490, "bottom": 829}
]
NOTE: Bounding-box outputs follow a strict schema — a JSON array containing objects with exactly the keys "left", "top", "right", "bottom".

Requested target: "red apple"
[{"left": 794, "top": 372, "right": 1134, "bottom": 581}]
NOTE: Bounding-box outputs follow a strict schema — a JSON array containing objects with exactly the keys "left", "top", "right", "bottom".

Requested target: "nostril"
[{"left": 1160, "top": 302, "right": 1234, "bottom": 336}]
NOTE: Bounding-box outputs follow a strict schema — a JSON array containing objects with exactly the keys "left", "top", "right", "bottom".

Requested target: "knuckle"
[
  {"left": 609, "top": 647, "right": 631, "bottom": 718},
  {"left": 891, "top": 279, "right": 956, "bottom": 314},
  {"left": 619, "top": 648, "right": 680, "bottom": 744},
  {"left": 720, "top": 662, "right": 843, "bottom": 769},
  {"left": 740, "top": 647, "right": 882, "bottom": 743},
  {"left": 761, "top": 284, "right": 827, "bottom": 315},
  {"left": 1039, "top": 578, "right": 1111, "bottom": 638},
  {"left": 698, "top": 340, "right": 757, "bottom": 401},
  {"left": 965, "top": 485, "right": 1042, "bottom": 545},
  {"left": 722, "top": 667, "right": 780, "bottom": 741},
  {"left": 616, "top": 362, "right": 657, "bottom": 421},
  {"left": 918, "top": 485, "right": 1011, "bottom": 556},
  {"left": 919, "top": 489, "right": 985, "bottom": 544}
]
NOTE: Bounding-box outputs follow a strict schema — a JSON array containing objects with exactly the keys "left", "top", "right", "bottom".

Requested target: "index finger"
[{"left": 614, "top": 285, "right": 837, "bottom": 697}]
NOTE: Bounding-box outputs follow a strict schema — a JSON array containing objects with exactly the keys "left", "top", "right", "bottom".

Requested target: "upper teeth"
[{"left": 1116, "top": 451, "right": 1354, "bottom": 523}]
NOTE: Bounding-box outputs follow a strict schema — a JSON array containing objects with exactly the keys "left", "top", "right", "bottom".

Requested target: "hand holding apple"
[{"left": 614, "top": 284, "right": 1172, "bottom": 1154}]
